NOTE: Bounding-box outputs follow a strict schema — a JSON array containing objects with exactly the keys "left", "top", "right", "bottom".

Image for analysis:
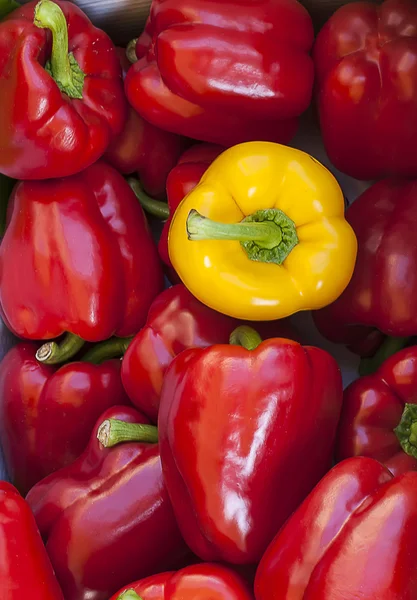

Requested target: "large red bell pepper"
[
  {"left": 156, "top": 327, "right": 342, "bottom": 563},
  {"left": 26, "top": 405, "right": 188, "bottom": 600},
  {"left": 314, "top": 0, "right": 417, "bottom": 181},
  {"left": 120, "top": 285, "right": 297, "bottom": 422},
  {"left": 125, "top": 0, "right": 314, "bottom": 147},
  {"left": 0, "top": 162, "right": 164, "bottom": 355},
  {"left": 338, "top": 345, "right": 417, "bottom": 476},
  {"left": 0, "top": 341, "right": 131, "bottom": 495},
  {"left": 104, "top": 47, "right": 187, "bottom": 199},
  {"left": 314, "top": 179, "right": 417, "bottom": 368},
  {"left": 255, "top": 456, "right": 417, "bottom": 599},
  {"left": 0, "top": 481, "right": 64, "bottom": 600},
  {"left": 111, "top": 564, "right": 254, "bottom": 600},
  {"left": 0, "top": 0, "right": 127, "bottom": 180}
]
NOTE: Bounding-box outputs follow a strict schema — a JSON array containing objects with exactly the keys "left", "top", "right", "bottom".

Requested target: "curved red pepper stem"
[
  {"left": 36, "top": 332, "right": 85, "bottom": 365},
  {"left": 117, "top": 590, "right": 143, "bottom": 600},
  {"left": 128, "top": 178, "right": 170, "bottom": 220},
  {"left": 97, "top": 419, "right": 158, "bottom": 448},
  {"left": 229, "top": 326, "right": 263, "bottom": 351},
  {"left": 126, "top": 39, "right": 138, "bottom": 64},
  {"left": 82, "top": 336, "right": 134, "bottom": 365},
  {"left": 359, "top": 336, "right": 411, "bottom": 376}
]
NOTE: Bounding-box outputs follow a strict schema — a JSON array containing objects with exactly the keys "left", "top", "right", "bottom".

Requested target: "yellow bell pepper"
[{"left": 168, "top": 141, "right": 358, "bottom": 321}]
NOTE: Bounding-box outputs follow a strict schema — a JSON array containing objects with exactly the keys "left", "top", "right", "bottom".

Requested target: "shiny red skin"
[
  {"left": 0, "top": 162, "right": 164, "bottom": 341},
  {"left": 0, "top": 1, "right": 126, "bottom": 180},
  {"left": 254, "top": 457, "right": 417, "bottom": 599},
  {"left": 104, "top": 48, "right": 187, "bottom": 199},
  {"left": 0, "top": 481, "right": 64, "bottom": 600},
  {"left": 121, "top": 284, "right": 297, "bottom": 422},
  {"left": 0, "top": 342, "right": 131, "bottom": 495},
  {"left": 110, "top": 564, "right": 254, "bottom": 600},
  {"left": 125, "top": 0, "right": 314, "bottom": 146},
  {"left": 338, "top": 346, "right": 417, "bottom": 476},
  {"left": 158, "top": 143, "right": 225, "bottom": 266},
  {"left": 158, "top": 338, "right": 343, "bottom": 564},
  {"left": 26, "top": 406, "right": 188, "bottom": 600},
  {"left": 314, "top": 179, "right": 417, "bottom": 349},
  {"left": 314, "top": 0, "right": 417, "bottom": 181}
]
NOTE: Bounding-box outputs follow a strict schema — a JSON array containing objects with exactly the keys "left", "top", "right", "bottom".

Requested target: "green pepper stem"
[
  {"left": 0, "top": 0, "right": 19, "bottom": 19},
  {"left": 36, "top": 332, "right": 85, "bottom": 365},
  {"left": 82, "top": 337, "right": 134, "bottom": 365},
  {"left": 187, "top": 210, "right": 282, "bottom": 249},
  {"left": 0, "top": 174, "right": 15, "bottom": 237},
  {"left": 34, "top": 0, "right": 85, "bottom": 99},
  {"left": 128, "top": 178, "right": 170, "bottom": 220},
  {"left": 126, "top": 39, "right": 138, "bottom": 64},
  {"left": 117, "top": 591, "right": 143, "bottom": 600},
  {"left": 394, "top": 403, "right": 417, "bottom": 459},
  {"left": 359, "top": 336, "right": 411, "bottom": 376},
  {"left": 230, "top": 326, "right": 263, "bottom": 351},
  {"left": 97, "top": 419, "right": 158, "bottom": 448}
]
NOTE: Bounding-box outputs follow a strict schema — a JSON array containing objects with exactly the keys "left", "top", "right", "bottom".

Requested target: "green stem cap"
[
  {"left": 128, "top": 178, "right": 170, "bottom": 220},
  {"left": 34, "top": 0, "right": 85, "bottom": 99},
  {"left": 394, "top": 403, "right": 417, "bottom": 460},
  {"left": 117, "top": 591, "right": 143, "bottom": 600},
  {"left": 126, "top": 38, "right": 138, "bottom": 64},
  {"left": 0, "top": 0, "right": 19, "bottom": 19},
  {"left": 359, "top": 336, "right": 411, "bottom": 377},
  {"left": 82, "top": 336, "right": 133, "bottom": 365},
  {"left": 186, "top": 208, "right": 299, "bottom": 266},
  {"left": 230, "top": 326, "right": 263, "bottom": 351},
  {"left": 97, "top": 419, "right": 158, "bottom": 448},
  {"left": 36, "top": 332, "right": 85, "bottom": 365}
]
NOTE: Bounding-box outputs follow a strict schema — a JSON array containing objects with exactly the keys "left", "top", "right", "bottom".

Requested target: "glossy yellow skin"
[{"left": 168, "top": 142, "right": 358, "bottom": 321}]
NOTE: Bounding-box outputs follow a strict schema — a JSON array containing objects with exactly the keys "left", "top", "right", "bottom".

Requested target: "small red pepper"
[
  {"left": 338, "top": 345, "right": 417, "bottom": 476},
  {"left": 125, "top": 0, "right": 314, "bottom": 146},
  {"left": 0, "top": 0, "right": 127, "bottom": 180},
  {"left": 110, "top": 564, "right": 254, "bottom": 600},
  {"left": 157, "top": 326, "right": 342, "bottom": 563},
  {"left": 314, "top": 179, "right": 417, "bottom": 372},
  {"left": 0, "top": 162, "right": 164, "bottom": 356},
  {"left": 314, "top": 0, "right": 417, "bottom": 180},
  {"left": 255, "top": 456, "right": 417, "bottom": 599},
  {"left": 26, "top": 406, "right": 188, "bottom": 600},
  {"left": 0, "top": 481, "right": 64, "bottom": 599},
  {"left": 104, "top": 47, "right": 188, "bottom": 199},
  {"left": 0, "top": 341, "right": 131, "bottom": 495},
  {"left": 120, "top": 285, "right": 297, "bottom": 422}
]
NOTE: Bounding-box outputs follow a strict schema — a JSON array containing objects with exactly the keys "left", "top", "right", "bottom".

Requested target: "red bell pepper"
[
  {"left": 110, "top": 564, "right": 254, "bottom": 600},
  {"left": 0, "top": 341, "right": 131, "bottom": 495},
  {"left": 337, "top": 345, "right": 417, "bottom": 476},
  {"left": 314, "top": 0, "right": 417, "bottom": 181},
  {"left": 255, "top": 456, "right": 417, "bottom": 599},
  {"left": 120, "top": 285, "right": 297, "bottom": 422},
  {"left": 26, "top": 405, "right": 188, "bottom": 600},
  {"left": 130, "top": 143, "right": 225, "bottom": 269},
  {"left": 125, "top": 0, "right": 314, "bottom": 147},
  {"left": 156, "top": 326, "right": 342, "bottom": 563},
  {"left": 0, "top": 162, "right": 164, "bottom": 356},
  {"left": 0, "top": 0, "right": 127, "bottom": 180},
  {"left": 314, "top": 179, "right": 417, "bottom": 370},
  {"left": 104, "top": 47, "right": 188, "bottom": 199},
  {"left": 0, "top": 481, "right": 64, "bottom": 600}
]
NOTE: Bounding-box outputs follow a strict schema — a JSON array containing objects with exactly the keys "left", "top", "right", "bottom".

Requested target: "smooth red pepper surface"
[
  {"left": 0, "top": 0, "right": 127, "bottom": 180},
  {"left": 0, "top": 342, "right": 131, "bottom": 495},
  {"left": 111, "top": 564, "right": 254, "bottom": 600},
  {"left": 314, "top": 0, "right": 417, "bottom": 180},
  {"left": 125, "top": 0, "right": 314, "bottom": 146},
  {"left": 158, "top": 337, "right": 342, "bottom": 564},
  {"left": 254, "top": 456, "right": 417, "bottom": 599},
  {"left": 338, "top": 345, "right": 417, "bottom": 476},
  {"left": 104, "top": 48, "right": 187, "bottom": 199},
  {"left": 121, "top": 285, "right": 297, "bottom": 422},
  {"left": 158, "top": 143, "right": 225, "bottom": 267},
  {"left": 0, "top": 481, "right": 64, "bottom": 600},
  {"left": 26, "top": 405, "right": 188, "bottom": 600},
  {"left": 314, "top": 179, "right": 417, "bottom": 348},
  {"left": 0, "top": 162, "right": 163, "bottom": 342}
]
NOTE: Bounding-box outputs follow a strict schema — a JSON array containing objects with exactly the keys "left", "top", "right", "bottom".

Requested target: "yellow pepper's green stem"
[
  {"left": 186, "top": 208, "right": 298, "bottom": 265},
  {"left": 34, "top": 0, "right": 85, "bottom": 99},
  {"left": 97, "top": 419, "right": 158, "bottom": 448}
]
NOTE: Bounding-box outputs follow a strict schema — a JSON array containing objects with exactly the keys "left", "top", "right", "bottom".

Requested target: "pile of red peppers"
[{"left": 0, "top": 0, "right": 417, "bottom": 598}]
